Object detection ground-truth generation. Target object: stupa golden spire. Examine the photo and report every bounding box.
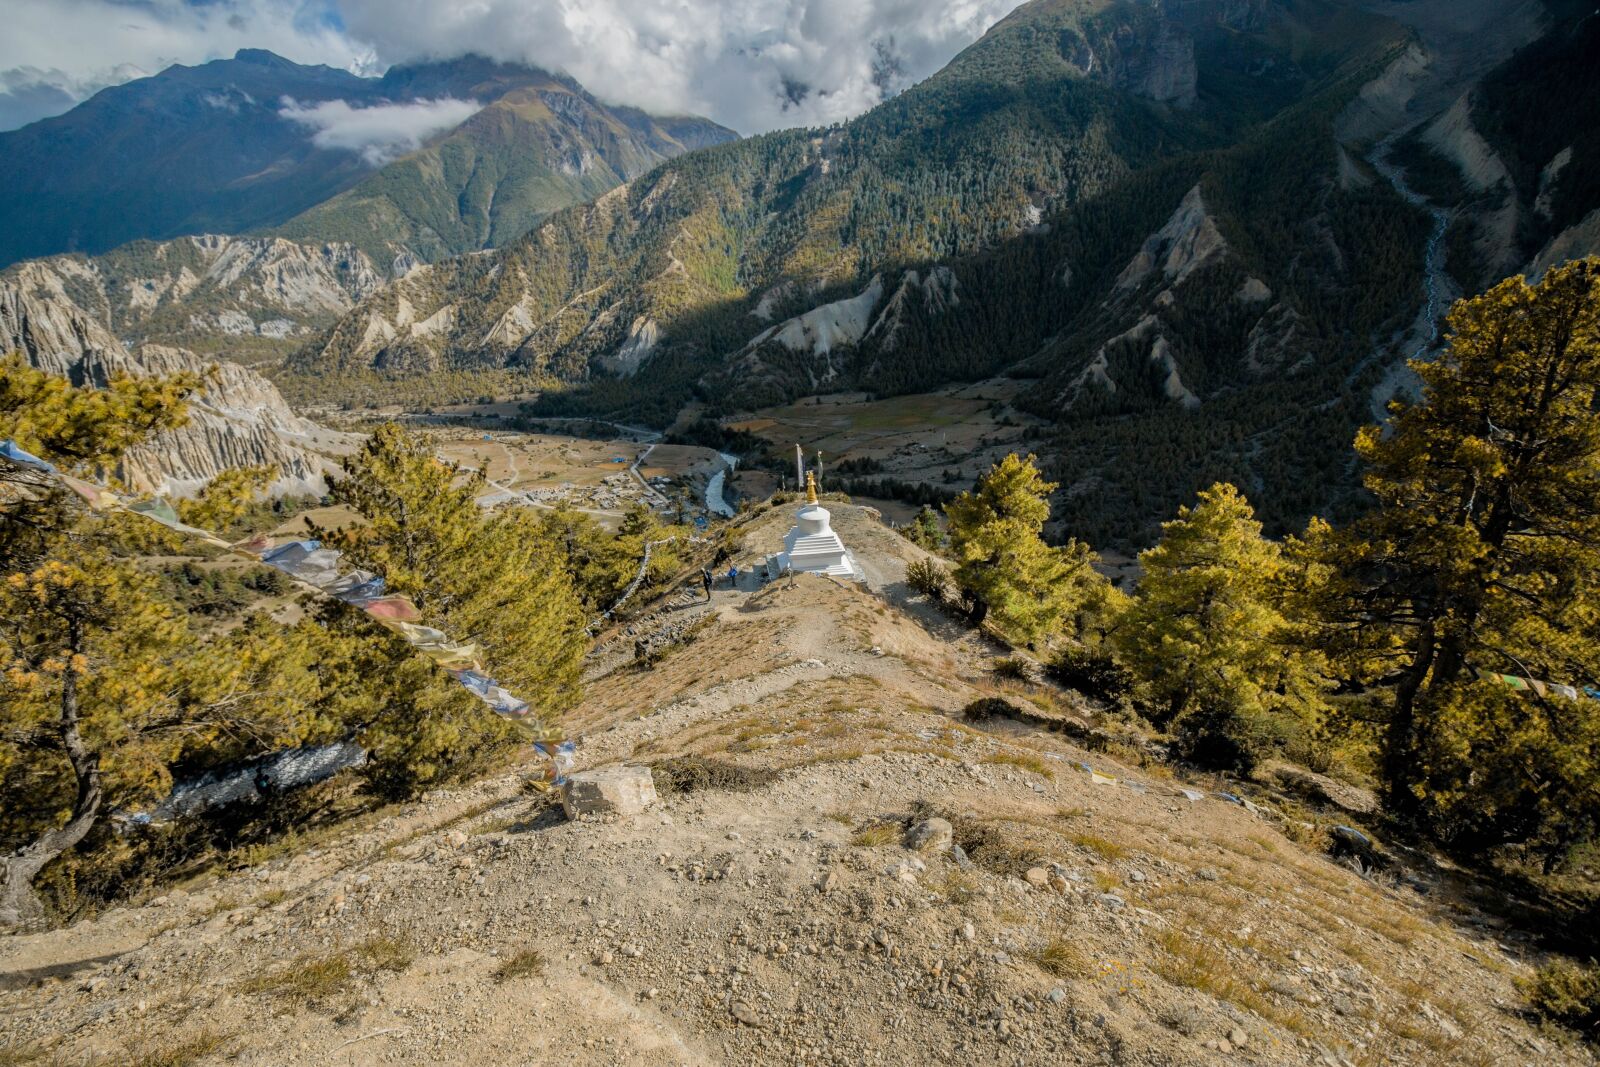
[805,469,819,504]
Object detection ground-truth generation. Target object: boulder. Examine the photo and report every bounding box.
[903,817,954,853]
[561,765,658,818]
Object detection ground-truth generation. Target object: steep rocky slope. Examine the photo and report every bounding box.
[0,236,391,367]
[0,256,349,495]
[0,505,1589,1066]
[284,0,1599,549]
[288,0,1401,403]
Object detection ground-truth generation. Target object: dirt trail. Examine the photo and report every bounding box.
[1,504,1592,1067]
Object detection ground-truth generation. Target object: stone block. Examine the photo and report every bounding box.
[561,765,658,818]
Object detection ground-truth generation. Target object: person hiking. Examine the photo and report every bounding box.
[701,566,714,602]
[727,564,739,589]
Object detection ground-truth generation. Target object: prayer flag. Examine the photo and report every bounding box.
[362,597,421,623]
[0,440,53,472]
[59,474,120,510]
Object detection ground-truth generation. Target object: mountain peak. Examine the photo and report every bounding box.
[230,48,296,68]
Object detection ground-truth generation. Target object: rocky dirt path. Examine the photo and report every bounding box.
[1,506,1592,1067]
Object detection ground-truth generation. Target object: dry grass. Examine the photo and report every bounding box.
[1064,831,1130,862]
[850,823,900,848]
[236,935,414,1005]
[1153,926,1315,1038]
[494,948,546,982]
[930,869,981,904]
[125,1030,232,1067]
[982,751,1053,778]
[1026,937,1085,977]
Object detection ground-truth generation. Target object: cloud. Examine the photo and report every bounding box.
[334,0,1019,134]
[0,0,1018,134]
[278,95,481,164]
[0,0,375,130]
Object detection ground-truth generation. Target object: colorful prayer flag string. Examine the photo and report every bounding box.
[1,439,573,785]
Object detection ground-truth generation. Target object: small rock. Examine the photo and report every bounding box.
[1196,867,1220,882]
[1047,987,1067,1004]
[903,818,954,853]
[1024,867,1050,889]
[818,869,840,894]
[1097,894,1126,910]
[1229,1027,1248,1047]
[730,1001,763,1028]
[961,923,976,942]
[1128,869,1146,883]
[1218,1038,1234,1054]
[950,844,975,871]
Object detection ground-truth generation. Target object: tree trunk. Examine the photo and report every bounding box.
[1383,622,1435,820]
[0,650,101,930]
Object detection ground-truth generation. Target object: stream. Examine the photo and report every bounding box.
[704,452,739,518]
[1363,134,1452,418]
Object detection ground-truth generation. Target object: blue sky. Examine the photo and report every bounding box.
[0,0,1019,134]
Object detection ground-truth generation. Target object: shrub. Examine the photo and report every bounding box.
[1046,646,1135,706]
[906,557,949,601]
[1521,957,1600,1036]
[991,656,1033,682]
[650,756,781,795]
[1171,703,1293,775]
[963,697,1022,722]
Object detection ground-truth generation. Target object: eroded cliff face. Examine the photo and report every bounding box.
[0,235,389,367]
[0,261,343,498]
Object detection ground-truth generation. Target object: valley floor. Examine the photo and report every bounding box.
[0,506,1591,1066]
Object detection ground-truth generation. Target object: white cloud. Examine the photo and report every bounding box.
[0,0,1019,135]
[278,95,481,164]
[0,0,374,130]
[335,0,1018,134]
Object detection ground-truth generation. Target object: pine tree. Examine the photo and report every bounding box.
[904,505,945,550]
[1309,259,1600,845]
[315,424,589,738]
[0,360,333,926]
[943,453,1099,646]
[1115,483,1327,771]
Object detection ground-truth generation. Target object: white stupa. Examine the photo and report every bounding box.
[771,471,860,579]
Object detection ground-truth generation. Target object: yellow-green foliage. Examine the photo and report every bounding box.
[0,360,361,923]
[0,353,197,470]
[1115,482,1327,770]
[944,453,1104,646]
[312,424,590,795]
[535,500,692,612]
[1305,258,1600,845]
[176,464,276,534]
[1520,957,1600,1035]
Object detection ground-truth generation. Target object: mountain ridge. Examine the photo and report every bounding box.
[0,51,735,270]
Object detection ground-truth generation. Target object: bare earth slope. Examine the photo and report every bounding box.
[0,506,1591,1066]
